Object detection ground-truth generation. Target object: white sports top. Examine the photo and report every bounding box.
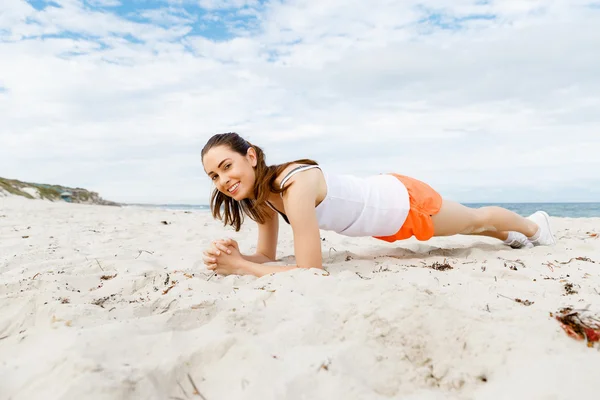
[267,165,410,237]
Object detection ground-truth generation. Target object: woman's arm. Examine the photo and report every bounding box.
[250,205,279,262]
[241,260,299,277]
[281,172,324,270]
[235,175,323,276]
[211,171,323,277]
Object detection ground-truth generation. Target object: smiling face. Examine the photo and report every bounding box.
[203,144,258,200]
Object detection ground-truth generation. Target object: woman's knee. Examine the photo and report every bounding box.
[471,207,498,233]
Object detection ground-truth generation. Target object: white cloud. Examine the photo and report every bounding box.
[86,0,121,7]
[198,0,260,11]
[0,0,599,204]
[138,7,196,26]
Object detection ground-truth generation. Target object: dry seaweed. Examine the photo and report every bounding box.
[162,281,177,295]
[498,257,526,268]
[564,283,579,295]
[551,307,600,347]
[374,265,393,273]
[92,296,110,308]
[423,261,453,271]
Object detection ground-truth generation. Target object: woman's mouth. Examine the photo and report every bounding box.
[228,182,240,195]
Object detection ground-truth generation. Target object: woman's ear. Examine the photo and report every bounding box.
[247,147,258,167]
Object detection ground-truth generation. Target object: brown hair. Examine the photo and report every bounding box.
[201,132,318,231]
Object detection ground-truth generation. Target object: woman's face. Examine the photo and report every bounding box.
[203,145,257,200]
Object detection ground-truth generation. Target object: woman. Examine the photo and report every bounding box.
[201,133,555,277]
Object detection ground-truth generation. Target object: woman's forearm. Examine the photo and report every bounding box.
[240,259,303,277]
[241,252,274,264]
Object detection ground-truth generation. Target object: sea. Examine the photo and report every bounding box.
[128,203,600,218]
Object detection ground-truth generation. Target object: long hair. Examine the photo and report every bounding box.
[201,132,318,231]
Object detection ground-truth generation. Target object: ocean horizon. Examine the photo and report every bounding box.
[126,202,600,218]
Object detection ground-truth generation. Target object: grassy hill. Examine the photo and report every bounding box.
[0,177,119,206]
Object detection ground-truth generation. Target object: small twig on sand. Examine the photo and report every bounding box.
[177,380,188,398]
[95,259,104,271]
[328,247,337,259]
[543,262,555,272]
[206,272,216,281]
[497,293,534,306]
[555,257,596,265]
[187,373,207,399]
[355,272,371,280]
[135,250,155,259]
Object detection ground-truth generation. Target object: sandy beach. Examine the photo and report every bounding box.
[1,195,599,400]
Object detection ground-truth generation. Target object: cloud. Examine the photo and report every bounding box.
[0,0,599,204]
[86,0,121,7]
[198,0,260,11]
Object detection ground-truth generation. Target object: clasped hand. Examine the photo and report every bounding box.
[202,238,244,276]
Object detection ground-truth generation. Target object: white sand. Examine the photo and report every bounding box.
[1,196,600,400]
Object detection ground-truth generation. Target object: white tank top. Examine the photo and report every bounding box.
[268,165,410,237]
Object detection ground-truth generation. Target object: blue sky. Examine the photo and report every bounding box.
[1,0,599,204]
[25,0,265,41]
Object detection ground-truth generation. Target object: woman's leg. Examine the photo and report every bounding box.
[431,200,538,237]
[473,231,508,241]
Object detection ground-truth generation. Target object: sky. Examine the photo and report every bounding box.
[1,0,599,204]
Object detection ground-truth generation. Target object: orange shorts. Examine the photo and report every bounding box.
[373,174,443,242]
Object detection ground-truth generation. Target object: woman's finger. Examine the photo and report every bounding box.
[203,256,216,264]
[215,242,232,254]
[204,248,218,256]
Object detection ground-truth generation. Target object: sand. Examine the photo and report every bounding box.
[1,195,600,400]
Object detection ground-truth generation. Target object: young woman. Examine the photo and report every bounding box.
[201,133,555,277]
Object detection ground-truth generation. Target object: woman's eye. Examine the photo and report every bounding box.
[211,175,217,181]
[224,164,231,170]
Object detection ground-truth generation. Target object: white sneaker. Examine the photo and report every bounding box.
[504,231,534,249]
[527,211,556,246]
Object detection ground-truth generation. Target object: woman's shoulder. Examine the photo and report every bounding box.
[274,163,321,190]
